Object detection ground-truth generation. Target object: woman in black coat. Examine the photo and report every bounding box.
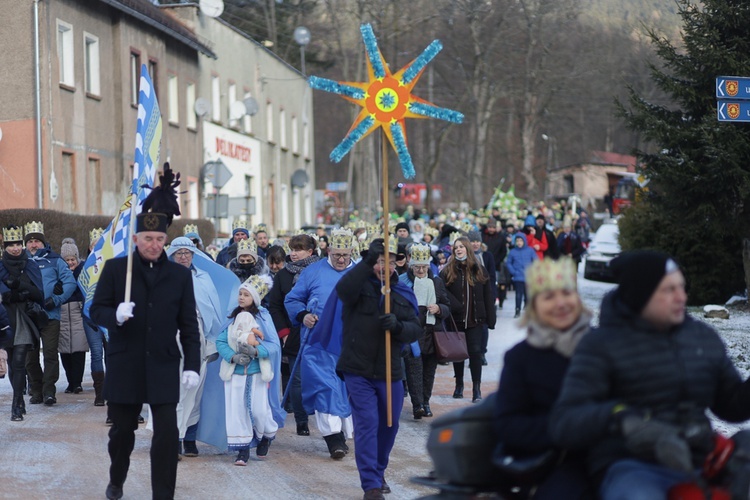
[494,258,592,499]
[439,236,496,402]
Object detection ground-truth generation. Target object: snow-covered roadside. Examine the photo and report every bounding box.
[578,276,750,436]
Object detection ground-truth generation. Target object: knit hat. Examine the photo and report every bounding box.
[525,258,577,302]
[60,239,79,260]
[240,274,273,306]
[467,230,481,243]
[395,222,410,234]
[236,239,258,260]
[610,250,680,313]
[232,219,250,238]
[409,243,431,266]
[24,221,45,244]
[166,236,196,259]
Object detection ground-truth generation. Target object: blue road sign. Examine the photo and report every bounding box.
[716,77,750,100]
[717,101,750,122]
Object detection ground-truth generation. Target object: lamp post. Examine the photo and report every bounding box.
[294,26,311,76]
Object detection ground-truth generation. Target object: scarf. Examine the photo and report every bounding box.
[2,250,28,278]
[526,310,591,358]
[284,254,320,284]
[413,277,436,325]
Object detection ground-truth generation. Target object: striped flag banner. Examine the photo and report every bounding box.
[79,65,162,317]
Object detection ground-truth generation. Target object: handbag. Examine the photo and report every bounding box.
[433,315,469,363]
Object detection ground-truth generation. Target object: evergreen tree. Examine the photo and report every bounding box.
[616,0,750,304]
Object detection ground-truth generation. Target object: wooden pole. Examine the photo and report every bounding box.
[382,129,393,428]
[124,193,137,303]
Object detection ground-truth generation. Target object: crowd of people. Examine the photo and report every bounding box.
[3,193,750,500]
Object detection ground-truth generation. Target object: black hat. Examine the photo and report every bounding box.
[610,250,679,313]
[136,163,181,233]
[395,222,410,234]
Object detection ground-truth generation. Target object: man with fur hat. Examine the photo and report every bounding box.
[551,251,750,499]
[284,228,356,459]
[216,219,251,266]
[90,164,201,500]
[23,221,77,406]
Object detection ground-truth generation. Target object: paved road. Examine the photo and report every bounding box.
[0,303,529,500]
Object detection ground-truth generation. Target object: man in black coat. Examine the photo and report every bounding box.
[91,212,201,500]
[550,251,750,499]
[534,214,559,259]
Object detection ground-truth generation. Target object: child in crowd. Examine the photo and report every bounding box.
[217,275,281,465]
[506,233,538,318]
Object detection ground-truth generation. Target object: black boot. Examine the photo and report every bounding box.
[452,382,464,399]
[413,405,426,419]
[514,308,521,318]
[11,396,24,421]
[472,382,482,403]
[92,371,105,406]
[324,433,346,460]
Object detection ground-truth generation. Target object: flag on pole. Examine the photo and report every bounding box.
[79,65,162,317]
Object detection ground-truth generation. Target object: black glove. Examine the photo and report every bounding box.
[2,290,23,304]
[364,239,385,266]
[53,280,64,295]
[1,292,12,304]
[379,313,401,333]
[231,353,251,366]
[44,297,56,311]
[3,278,20,290]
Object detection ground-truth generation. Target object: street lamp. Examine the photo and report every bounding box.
[294,26,311,76]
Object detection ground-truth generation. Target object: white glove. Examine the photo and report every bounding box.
[181,370,200,390]
[116,302,135,325]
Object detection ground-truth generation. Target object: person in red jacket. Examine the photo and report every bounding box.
[524,225,547,260]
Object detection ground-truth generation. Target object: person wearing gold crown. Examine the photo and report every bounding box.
[23,220,78,406]
[0,225,45,421]
[254,223,271,260]
[90,164,201,500]
[494,258,592,499]
[227,238,268,283]
[89,227,105,257]
[284,228,356,459]
[216,219,251,267]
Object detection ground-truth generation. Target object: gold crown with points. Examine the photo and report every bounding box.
[374,234,399,255]
[89,227,105,244]
[525,257,578,301]
[24,221,45,236]
[183,224,199,236]
[237,239,258,258]
[449,231,462,245]
[330,229,354,250]
[253,223,268,234]
[240,274,273,303]
[232,219,249,232]
[424,227,439,238]
[2,225,24,243]
[409,243,432,265]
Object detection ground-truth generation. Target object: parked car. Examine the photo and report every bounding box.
[583,221,620,281]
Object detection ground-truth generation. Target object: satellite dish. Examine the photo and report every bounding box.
[230,101,247,120]
[194,97,210,117]
[290,169,309,188]
[199,0,224,17]
[243,96,259,117]
[294,26,311,46]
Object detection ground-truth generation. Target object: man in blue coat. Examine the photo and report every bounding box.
[23,221,77,405]
[91,196,201,500]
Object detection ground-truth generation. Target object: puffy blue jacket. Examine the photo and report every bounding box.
[505,233,537,282]
[28,246,76,320]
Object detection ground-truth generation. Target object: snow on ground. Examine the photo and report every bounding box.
[578,275,750,436]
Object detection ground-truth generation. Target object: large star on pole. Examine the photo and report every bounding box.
[309,23,464,179]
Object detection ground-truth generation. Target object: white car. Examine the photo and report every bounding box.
[583,221,620,281]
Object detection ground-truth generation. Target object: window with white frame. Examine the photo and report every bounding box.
[211,75,221,122]
[228,83,237,128]
[57,21,74,87]
[279,108,287,148]
[292,115,299,153]
[266,101,274,142]
[303,121,310,158]
[83,33,100,95]
[243,91,253,133]
[168,74,179,124]
[130,52,140,105]
[186,82,196,129]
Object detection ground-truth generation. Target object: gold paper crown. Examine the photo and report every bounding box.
[356,220,367,228]
[2,225,24,243]
[409,243,432,265]
[206,247,219,260]
[460,222,474,234]
[183,224,199,236]
[330,229,354,250]
[241,274,273,302]
[449,231,462,245]
[89,227,105,244]
[346,221,357,230]
[232,219,249,232]
[237,238,258,257]
[350,240,361,261]
[376,234,399,255]
[525,257,578,300]
[24,221,45,237]
[253,223,268,234]
[424,227,439,238]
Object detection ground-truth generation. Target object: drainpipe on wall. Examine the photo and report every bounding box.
[34,0,43,208]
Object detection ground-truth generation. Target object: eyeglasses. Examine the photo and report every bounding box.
[329,252,351,261]
[174,251,192,258]
[412,265,429,270]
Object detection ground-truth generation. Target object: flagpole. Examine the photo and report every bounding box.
[382,129,393,428]
[124,191,137,303]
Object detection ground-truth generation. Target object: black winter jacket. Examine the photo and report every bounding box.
[550,291,750,476]
[336,260,421,380]
[268,266,303,356]
[440,262,496,330]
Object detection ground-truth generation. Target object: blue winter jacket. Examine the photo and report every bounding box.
[27,246,76,321]
[505,233,537,282]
